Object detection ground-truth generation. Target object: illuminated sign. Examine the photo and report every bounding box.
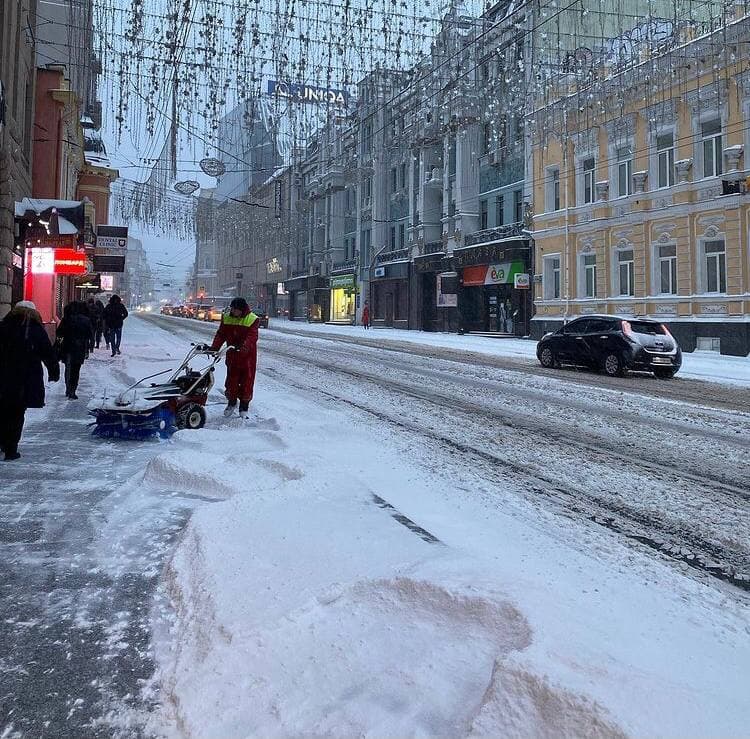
[101,274,114,291]
[267,80,349,107]
[12,252,23,270]
[54,249,87,275]
[267,257,282,274]
[26,248,86,275]
[27,248,55,275]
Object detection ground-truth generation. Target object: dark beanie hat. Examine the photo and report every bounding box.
[230,297,249,311]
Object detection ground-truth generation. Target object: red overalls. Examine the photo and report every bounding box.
[210,309,259,403]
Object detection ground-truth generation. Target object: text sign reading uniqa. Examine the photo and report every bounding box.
[267,80,349,107]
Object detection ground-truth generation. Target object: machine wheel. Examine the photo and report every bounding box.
[539,346,556,369]
[177,403,206,430]
[603,353,625,377]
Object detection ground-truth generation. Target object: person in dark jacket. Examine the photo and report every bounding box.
[208,298,259,419]
[103,295,128,357]
[93,298,106,348]
[0,301,60,460]
[56,301,93,399]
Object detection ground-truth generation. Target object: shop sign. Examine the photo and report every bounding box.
[75,274,101,290]
[95,225,128,250]
[277,282,287,295]
[330,274,355,290]
[374,267,385,277]
[26,247,86,275]
[267,257,282,274]
[436,273,458,308]
[268,80,349,107]
[100,274,114,291]
[54,248,87,275]
[463,261,525,286]
[514,273,530,289]
[12,251,23,270]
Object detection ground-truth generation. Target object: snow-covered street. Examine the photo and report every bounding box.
[2,316,749,737]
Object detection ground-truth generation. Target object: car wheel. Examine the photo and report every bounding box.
[539,346,556,368]
[177,403,206,430]
[653,368,675,380]
[603,352,625,377]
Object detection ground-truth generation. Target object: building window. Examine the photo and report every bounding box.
[400,162,407,188]
[391,168,398,193]
[479,199,488,229]
[703,239,726,293]
[617,249,635,296]
[390,226,396,249]
[543,255,561,299]
[701,119,723,178]
[495,195,504,225]
[546,167,560,212]
[514,189,523,223]
[399,222,405,246]
[498,114,508,151]
[657,132,675,188]
[582,157,595,204]
[582,253,597,297]
[658,244,677,294]
[483,123,492,153]
[616,145,633,197]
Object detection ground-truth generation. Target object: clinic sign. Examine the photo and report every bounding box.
[267,80,349,107]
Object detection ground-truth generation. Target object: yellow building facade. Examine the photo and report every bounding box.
[530,17,750,355]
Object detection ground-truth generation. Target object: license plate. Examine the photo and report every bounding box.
[652,357,671,365]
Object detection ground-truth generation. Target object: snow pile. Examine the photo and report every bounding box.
[153,478,623,737]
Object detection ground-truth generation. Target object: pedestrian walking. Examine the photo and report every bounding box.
[0,301,60,461]
[56,301,93,399]
[103,295,128,357]
[93,299,106,348]
[208,297,259,419]
[361,301,371,330]
[85,298,98,353]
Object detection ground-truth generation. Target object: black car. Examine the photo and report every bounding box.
[536,315,682,379]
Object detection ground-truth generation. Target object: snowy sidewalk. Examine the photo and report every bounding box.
[268,318,750,387]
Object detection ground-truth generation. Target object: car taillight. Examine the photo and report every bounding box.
[622,320,633,338]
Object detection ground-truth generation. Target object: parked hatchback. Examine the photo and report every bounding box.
[536,315,682,378]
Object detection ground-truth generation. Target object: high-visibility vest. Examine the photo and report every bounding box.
[222,312,258,327]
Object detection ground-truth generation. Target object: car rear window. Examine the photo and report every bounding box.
[628,320,667,335]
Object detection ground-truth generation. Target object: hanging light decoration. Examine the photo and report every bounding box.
[174,180,201,195]
[199,157,226,177]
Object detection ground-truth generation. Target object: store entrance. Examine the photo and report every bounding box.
[485,286,515,334]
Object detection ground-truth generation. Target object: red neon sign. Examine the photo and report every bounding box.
[26,248,86,275]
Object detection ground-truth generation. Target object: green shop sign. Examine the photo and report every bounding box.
[330,274,356,290]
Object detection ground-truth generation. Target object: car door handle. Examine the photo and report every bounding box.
[599,336,608,339]
[575,336,584,340]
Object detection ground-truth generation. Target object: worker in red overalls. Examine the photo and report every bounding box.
[209,298,259,419]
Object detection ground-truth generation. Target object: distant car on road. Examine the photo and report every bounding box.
[206,306,225,322]
[536,315,682,379]
[254,310,270,328]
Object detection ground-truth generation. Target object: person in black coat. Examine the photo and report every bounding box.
[103,295,128,357]
[93,298,106,348]
[56,301,93,399]
[0,301,60,460]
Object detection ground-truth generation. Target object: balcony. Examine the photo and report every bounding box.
[375,246,410,265]
[419,240,444,256]
[321,165,346,192]
[331,258,358,274]
[464,222,525,246]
